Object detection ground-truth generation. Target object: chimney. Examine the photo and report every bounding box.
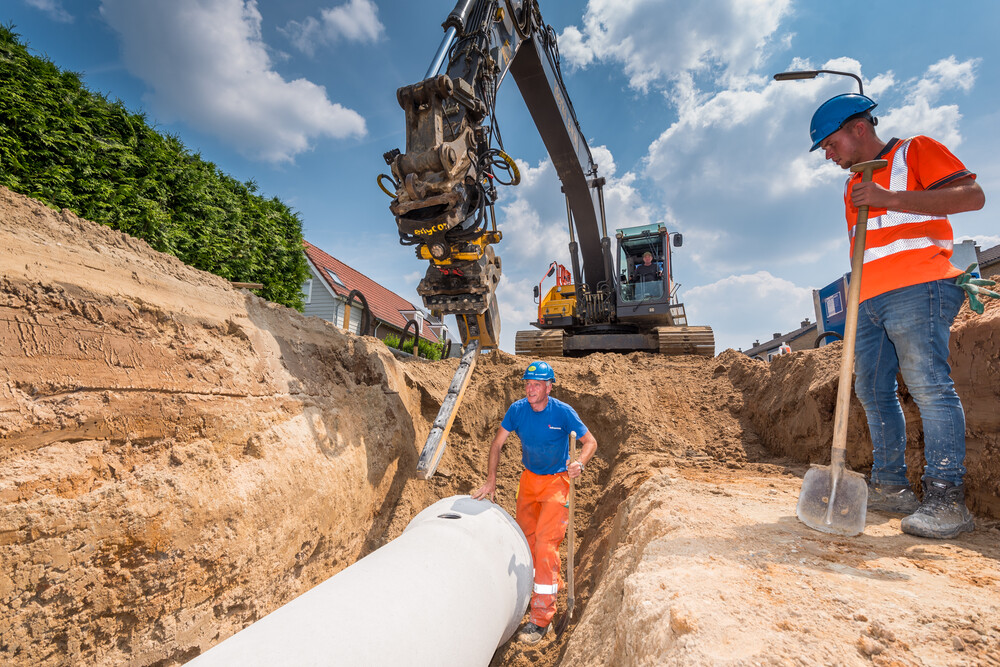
[801,318,811,327]
[754,340,760,347]
[773,333,781,339]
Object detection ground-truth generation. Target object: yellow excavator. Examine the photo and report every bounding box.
[380,0,713,357]
[519,221,714,356]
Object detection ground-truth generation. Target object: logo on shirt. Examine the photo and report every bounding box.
[548,425,561,430]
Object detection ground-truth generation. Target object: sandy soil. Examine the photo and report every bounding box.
[2,185,998,666]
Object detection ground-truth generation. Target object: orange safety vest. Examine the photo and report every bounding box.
[844,136,974,303]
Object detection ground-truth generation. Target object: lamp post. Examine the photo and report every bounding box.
[772,69,865,96]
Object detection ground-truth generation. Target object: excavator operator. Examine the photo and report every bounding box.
[471,361,597,645]
[633,251,660,282]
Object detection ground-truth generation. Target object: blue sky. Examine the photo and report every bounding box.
[7,0,999,353]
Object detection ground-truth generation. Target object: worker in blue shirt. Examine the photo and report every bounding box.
[472,360,597,645]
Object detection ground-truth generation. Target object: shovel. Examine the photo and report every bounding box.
[796,158,887,537]
[554,431,577,637]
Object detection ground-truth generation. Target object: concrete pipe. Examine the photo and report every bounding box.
[187,496,533,666]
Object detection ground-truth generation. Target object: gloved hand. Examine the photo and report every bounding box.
[956,264,1000,315]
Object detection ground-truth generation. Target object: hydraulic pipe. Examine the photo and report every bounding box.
[187,496,532,667]
[565,192,583,290]
[593,177,615,287]
[424,0,477,78]
[425,26,458,79]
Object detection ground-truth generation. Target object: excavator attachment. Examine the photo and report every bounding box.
[415,233,503,349]
[385,73,509,350]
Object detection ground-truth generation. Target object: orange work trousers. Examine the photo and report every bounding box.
[516,468,570,627]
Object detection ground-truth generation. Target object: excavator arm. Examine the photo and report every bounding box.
[383,0,614,349]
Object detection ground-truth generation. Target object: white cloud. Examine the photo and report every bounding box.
[494,158,573,272]
[99,0,367,163]
[559,0,793,91]
[282,0,384,57]
[25,0,73,23]
[685,272,815,353]
[878,56,979,148]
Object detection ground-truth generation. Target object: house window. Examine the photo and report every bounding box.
[326,269,345,287]
[303,278,313,304]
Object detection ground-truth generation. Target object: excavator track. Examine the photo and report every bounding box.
[656,326,715,357]
[514,329,564,357]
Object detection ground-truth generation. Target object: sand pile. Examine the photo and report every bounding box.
[2,186,998,666]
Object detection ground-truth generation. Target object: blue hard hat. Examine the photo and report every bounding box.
[809,93,877,152]
[523,360,555,382]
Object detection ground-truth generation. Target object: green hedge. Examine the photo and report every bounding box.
[382,332,446,360]
[0,25,308,309]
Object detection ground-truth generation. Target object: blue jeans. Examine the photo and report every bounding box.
[854,278,967,486]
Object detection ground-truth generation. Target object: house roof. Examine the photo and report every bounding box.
[979,243,1000,267]
[303,241,439,342]
[744,320,817,357]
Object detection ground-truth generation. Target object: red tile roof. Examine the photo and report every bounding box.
[303,241,439,342]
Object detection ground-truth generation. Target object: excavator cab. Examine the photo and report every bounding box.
[616,223,676,313]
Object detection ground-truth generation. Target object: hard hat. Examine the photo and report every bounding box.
[523,360,555,382]
[809,93,877,152]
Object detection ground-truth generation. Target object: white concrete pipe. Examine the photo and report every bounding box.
[187,495,532,666]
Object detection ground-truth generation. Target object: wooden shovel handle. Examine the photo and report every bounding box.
[831,159,888,467]
[567,431,576,597]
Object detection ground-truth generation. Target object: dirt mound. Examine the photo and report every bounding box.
[561,468,1000,666]
[1,187,428,664]
[2,185,999,666]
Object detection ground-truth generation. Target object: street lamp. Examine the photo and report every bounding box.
[773,69,864,96]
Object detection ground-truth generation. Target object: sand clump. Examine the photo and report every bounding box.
[2,185,999,666]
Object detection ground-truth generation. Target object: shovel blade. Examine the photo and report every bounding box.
[796,464,868,537]
[554,598,573,637]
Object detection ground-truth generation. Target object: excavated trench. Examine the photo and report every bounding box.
[3,185,1000,666]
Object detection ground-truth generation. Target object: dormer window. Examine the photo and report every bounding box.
[326,269,345,287]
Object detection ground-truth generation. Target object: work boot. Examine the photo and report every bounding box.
[901,479,975,539]
[867,482,919,514]
[518,622,549,645]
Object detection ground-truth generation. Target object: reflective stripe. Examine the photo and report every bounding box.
[864,236,947,262]
[533,582,558,595]
[889,139,911,191]
[856,210,937,237]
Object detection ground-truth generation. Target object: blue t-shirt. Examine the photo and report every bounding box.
[501,397,588,475]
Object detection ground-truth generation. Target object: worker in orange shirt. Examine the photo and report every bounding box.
[808,92,993,538]
[472,360,597,645]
